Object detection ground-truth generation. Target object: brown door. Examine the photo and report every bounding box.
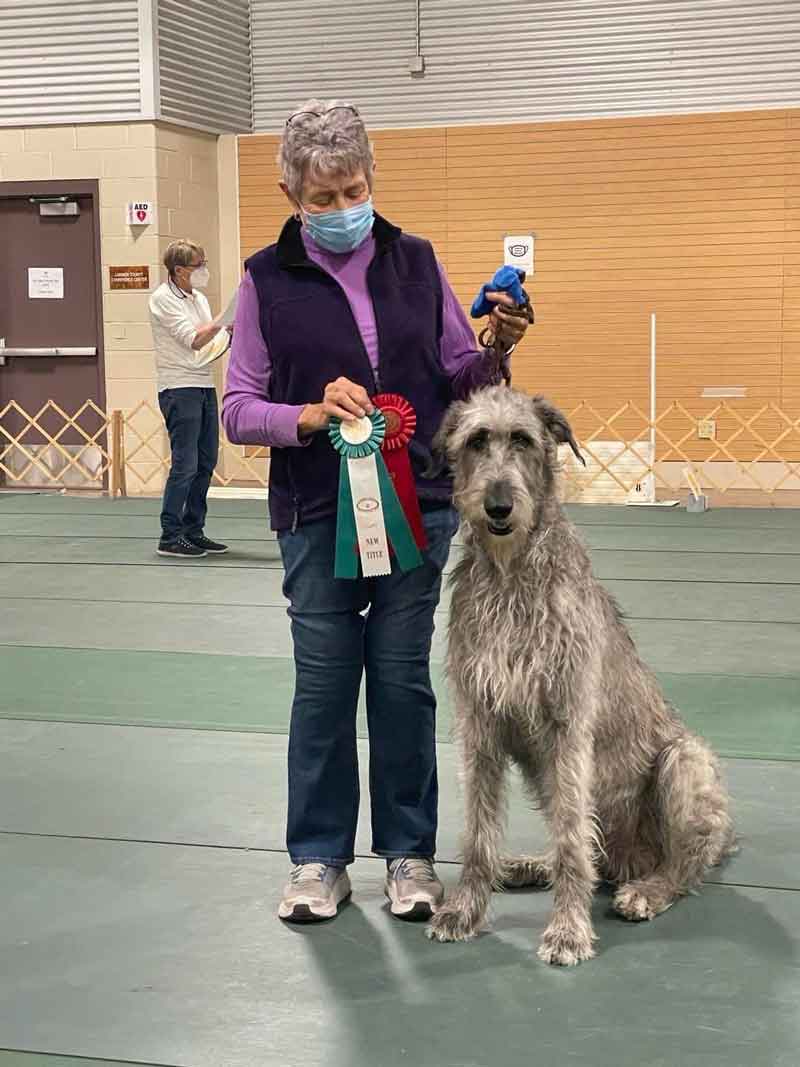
[0,179,105,489]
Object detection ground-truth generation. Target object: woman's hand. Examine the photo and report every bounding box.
[298,377,374,437]
[484,291,531,347]
[191,320,224,350]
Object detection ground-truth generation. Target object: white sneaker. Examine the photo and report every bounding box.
[385,858,444,921]
[278,863,351,923]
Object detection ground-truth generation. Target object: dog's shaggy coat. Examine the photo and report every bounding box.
[426,387,735,965]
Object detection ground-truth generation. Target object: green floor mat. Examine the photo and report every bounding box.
[0,515,272,541]
[2,721,796,890]
[4,495,800,530]
[0,564,290,608]
[590,550,800,583]
[580,524,800,556]
[1,837,798,1067]
[627,618,800,678]
[0,537,282,568]
[606,579,800,623]
[5,511,800,557]
[3,575,800,653]
[1,648,798,760]
[0,494,267,519]
[5,537,799,585]
[2,602,798,678]
[3,565,799,624]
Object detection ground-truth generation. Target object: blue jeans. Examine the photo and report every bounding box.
[158,387,219,541]
[278,505,459,866]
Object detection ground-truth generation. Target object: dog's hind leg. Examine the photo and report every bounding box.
[499,854,552,888]
[427,726,508,943]
[613,734,735,922]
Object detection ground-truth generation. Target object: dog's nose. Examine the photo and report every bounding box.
[484,483,514,521]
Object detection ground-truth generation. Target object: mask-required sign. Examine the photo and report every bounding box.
[28,267,64,299]
[503,235,534,276]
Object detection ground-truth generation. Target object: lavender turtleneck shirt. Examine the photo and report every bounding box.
[222,227,503,448]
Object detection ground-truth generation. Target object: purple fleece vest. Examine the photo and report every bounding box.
[245,214,454,531]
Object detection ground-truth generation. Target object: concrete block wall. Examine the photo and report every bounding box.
[1,122,237,493]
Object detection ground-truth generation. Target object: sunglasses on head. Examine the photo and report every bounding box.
[285,104,360,128]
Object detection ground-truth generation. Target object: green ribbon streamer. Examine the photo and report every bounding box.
[334,451,360,579]
[330,411,423,580]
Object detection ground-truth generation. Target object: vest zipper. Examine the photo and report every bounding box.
[286,451,300,533]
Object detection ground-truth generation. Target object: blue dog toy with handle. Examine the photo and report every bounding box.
[471,265,535,386]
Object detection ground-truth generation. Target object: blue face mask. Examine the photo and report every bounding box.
[303,197,374,253]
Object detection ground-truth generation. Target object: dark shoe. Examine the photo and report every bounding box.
[157,536,206,558]
[186,534,228,554]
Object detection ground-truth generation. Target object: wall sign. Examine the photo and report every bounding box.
[127,201,154,225]
[503,234,535,276]
[28,267,64,299]
[110,265,150,290]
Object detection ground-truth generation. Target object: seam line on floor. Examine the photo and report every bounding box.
[3,517,800,532]
[0,1046,181,1067]
[2,643,800,682]
[2,562,799,584]
[3,575,800,588]
[3,535,800,559]
[1,715,799,763]
[2,831,797,895]
[1,596,799,626]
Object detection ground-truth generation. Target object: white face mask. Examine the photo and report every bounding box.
[190,266,210,288]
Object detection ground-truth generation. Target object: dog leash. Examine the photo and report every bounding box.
[478,301,534,387]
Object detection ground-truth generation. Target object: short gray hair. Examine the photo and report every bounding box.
[163,239,204,277]
[279,98,374,203]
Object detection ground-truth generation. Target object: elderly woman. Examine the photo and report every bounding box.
[222,100,530,924]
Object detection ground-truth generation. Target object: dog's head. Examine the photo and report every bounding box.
[432,387,583,548]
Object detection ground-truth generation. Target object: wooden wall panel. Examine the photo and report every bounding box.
[237,109,800,459]
[238,129,448,263]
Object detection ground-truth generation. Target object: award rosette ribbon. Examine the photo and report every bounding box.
[373,392,428,552]
[329,406,424,580]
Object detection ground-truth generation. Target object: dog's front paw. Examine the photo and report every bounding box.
[426,902,480,943]
[537,922,596,966]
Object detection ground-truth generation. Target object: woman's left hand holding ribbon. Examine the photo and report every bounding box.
[298,376,374,437]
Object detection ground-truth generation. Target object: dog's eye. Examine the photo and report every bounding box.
[510,431,532,450]
[466,430,489,452]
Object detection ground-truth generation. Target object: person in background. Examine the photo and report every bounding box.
[149,240,231,558]
[222,100,530,923]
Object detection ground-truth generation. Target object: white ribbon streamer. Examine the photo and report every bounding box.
[347,454,391,576]
[340,416,392,577]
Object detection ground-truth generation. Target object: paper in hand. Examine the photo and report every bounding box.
[218,287,239,328]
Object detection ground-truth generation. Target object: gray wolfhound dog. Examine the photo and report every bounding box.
[426,386,735,965]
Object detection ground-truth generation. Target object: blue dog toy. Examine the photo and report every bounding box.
[470,266,535,386]
[470,265,528,317]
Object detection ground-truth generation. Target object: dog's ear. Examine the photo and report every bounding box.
[425,400,468,478]
[532,396,585,466]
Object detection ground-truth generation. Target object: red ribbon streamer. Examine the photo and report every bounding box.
[373,393,428,551]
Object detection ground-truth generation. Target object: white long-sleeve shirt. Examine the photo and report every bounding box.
[149,281,217,392]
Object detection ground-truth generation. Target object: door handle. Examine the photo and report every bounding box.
[0,347,97,357]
